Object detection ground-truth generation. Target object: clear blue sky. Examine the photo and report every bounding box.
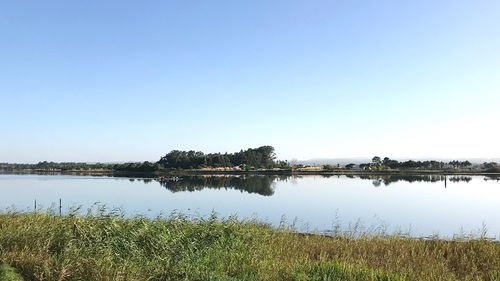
[1,0,499,163]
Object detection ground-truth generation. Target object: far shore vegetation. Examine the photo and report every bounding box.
[1,208,499,281]
[1,146,499,175]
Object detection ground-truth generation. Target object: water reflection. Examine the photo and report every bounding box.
[154,175,286,196]
[1,173,499,237]
[448,176,472,183]
[484,175,500,181]
[1,172,497,196]
[359,174,446,185]
[128,174,495,195]
[356,175,474,187]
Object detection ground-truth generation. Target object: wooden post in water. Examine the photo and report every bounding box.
[34,199,37,212]
[59,198,62,216]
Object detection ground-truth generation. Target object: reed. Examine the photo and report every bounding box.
[0,208,499,280]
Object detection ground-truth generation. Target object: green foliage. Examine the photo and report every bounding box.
[0,146,287,173]
[282,261,404,281]
[113,161,161,172]
[158,146,279,169]
[361,157,476,170]
[0,264,23,281]
[1,210,499,280]
[483,162,500,172]
[372,156,382,165]
[0,161,114,171]
[345,163,356,169]
[0,211,267,280]
[322,165,334,171]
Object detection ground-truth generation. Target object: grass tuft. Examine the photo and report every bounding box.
[0,264,23,281]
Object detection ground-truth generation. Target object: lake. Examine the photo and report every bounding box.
[1,173,499,238]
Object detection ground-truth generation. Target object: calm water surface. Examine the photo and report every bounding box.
[1,174,499,238]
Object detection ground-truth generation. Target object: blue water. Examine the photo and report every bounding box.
[1,174,499,238]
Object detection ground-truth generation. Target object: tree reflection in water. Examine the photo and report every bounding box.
[156,175,288,196]
[131,174,481,195]
[357,175,474,187]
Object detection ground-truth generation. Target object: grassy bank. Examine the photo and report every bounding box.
[0,211,499,281]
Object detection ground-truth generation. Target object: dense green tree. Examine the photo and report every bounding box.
[157,146,279,169]
[345,163,356,169]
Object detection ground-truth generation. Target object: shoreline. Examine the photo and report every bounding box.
[2,168,500,177]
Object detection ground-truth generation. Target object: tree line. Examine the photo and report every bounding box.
[354,156,492,171]
[0,146,287,172]
[0,161,113,171]
[157,146,286,169]
[2,150,499,173]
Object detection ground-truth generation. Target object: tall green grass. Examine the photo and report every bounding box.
[0,208,499,280]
